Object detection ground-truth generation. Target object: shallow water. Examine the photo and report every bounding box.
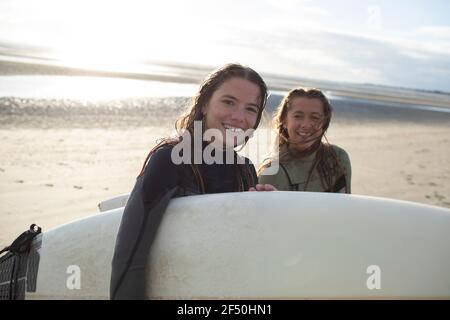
[0,75,199,100]
[1,75,449,130]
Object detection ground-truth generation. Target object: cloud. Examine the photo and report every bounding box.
[223,26,450,91]
[416,26,450,39]
[315,31,450,90]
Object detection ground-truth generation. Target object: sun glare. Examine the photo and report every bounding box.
[0,76,199,100]
[50,0,204,72]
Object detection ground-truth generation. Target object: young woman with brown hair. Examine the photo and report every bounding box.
[110,63,275,299]
[258,88,351,193]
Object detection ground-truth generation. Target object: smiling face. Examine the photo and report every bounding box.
[283,97,325,150]
[202,77,261,147]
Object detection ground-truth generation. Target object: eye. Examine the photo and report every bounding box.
[223,99,234,106]
[246,106,258,113]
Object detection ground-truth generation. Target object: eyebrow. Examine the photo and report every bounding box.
[292,111,323,115]
[221,94,259,108]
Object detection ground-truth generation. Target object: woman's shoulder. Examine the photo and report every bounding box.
[141,143,179,175]
[152,143,175,158]
[329,144,349,156]
[328,144,351,165]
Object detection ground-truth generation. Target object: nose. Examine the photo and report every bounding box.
[229,108,246,126]
[300,119,313,130]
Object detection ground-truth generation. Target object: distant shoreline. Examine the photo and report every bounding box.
[328,90,450,110]
[0,60,201,84]
[1,59,449,109]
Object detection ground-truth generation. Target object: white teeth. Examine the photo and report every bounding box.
[224,124,244,133]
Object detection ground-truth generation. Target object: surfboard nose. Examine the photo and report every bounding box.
[98,194,130,212]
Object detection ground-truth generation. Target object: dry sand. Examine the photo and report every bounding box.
[0,74,449,247]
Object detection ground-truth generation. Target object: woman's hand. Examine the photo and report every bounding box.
[249,184,278,192]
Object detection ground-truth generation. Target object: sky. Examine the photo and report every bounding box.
[0,0,449,91]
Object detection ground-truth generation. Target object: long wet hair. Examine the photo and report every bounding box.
[138,63,268,192]
[260,88,345,191]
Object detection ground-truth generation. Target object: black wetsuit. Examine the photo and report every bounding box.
[110,144,257,299]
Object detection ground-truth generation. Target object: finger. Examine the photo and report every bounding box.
[256,184,265,191]
[264,184,278,191]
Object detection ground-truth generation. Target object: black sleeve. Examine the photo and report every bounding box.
[333,174,347,193]
[242,156,257,189]
[249,163,257,188]
[110,146,180,300]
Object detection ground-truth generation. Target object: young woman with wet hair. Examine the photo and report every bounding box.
[258,88,351,193]
[110,63,275,299]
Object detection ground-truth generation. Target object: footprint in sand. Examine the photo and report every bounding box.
[415,148,430,154]
[406,174,415,185]
[433,191,446,201]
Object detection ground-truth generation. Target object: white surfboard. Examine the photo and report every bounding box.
[20,192,450,299]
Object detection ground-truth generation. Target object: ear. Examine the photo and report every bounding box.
[201,103,209,116]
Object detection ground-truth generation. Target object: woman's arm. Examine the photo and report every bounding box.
[110,146,180,300]
[337,148,352,194]
[257,164,291,191]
